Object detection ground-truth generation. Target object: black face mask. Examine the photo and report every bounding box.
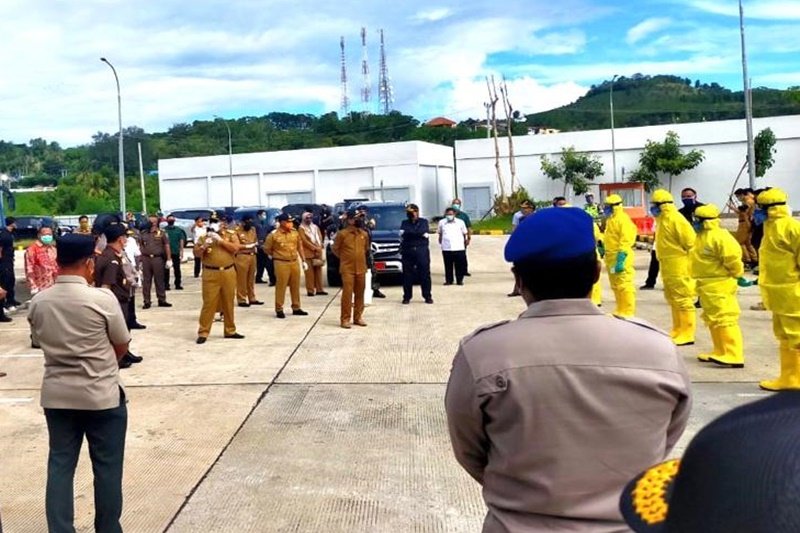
[167,221,175,227]
[406,212,415,220]
[243,222,253,231]
[355,218,365,228]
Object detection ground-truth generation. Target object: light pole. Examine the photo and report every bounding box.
[214,115,234,206]
[610,74,619,182]
[739,0,756,188]
[100,57,126,214]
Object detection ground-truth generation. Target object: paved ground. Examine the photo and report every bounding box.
[0,236,775,532]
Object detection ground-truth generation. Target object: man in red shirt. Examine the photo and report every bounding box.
[25,227,59,296]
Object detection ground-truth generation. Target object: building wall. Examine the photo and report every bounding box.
[455,115,800,212]
[158,141,455,217]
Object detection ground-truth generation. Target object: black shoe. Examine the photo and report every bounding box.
[373,290,386,298]
[293,309,309,316]
[464,272,472,277]
[507,291,520,297]
[639,284,655,290]
[317,291,329,296]
[238,302,251,308]
[158,301,173,308]
[196,336,207,344]
[276,310,286,319]
[119,357,132,369]
[695,300,702,309]
[11,300,21,306]
[126,352,143,363]
[402,299,410,304]
[130,323,147,330]
[224,333,245,339]
[0,316,11,323]
[250,301,264,306]
[143,302,152,309]
[307,292,316,297]
[269,282,276,287]
[165,286,171,291]
[444,282,453,286]
[256,279,266,284]
[176,286,184,290]
[457,281,464,286]
[425,298,434,304]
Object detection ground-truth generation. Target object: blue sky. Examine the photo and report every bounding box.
[1,0,798,146]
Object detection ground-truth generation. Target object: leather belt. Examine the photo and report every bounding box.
[273,258,297,262]
[203,264,235,271]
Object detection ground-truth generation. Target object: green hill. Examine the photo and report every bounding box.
[528,74,800,131]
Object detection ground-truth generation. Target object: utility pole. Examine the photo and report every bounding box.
[100,57,126,214]
[484,102,491,139]
[610,75,619,182]
[138,142,147,214]
[740,0,756,188]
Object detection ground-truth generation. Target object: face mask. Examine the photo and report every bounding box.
[167,220,175,226]
[243,222,253,231]
[259,215,266,221]
[355,218,365,228]
[754,208,768,226]
[80,221,89,230]
[406,212,415,220]
[41,235,54,245]
[446,215,455,222]
[682,198,696,208]
[209,223,220,232]
[452,204,461,211]
[692,221,704,232]
[650,205,662,217]
[603,206,614,217]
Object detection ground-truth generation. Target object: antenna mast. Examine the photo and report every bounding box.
[360,27,371,114]
[378,29,394,115]
[340,36,350,117]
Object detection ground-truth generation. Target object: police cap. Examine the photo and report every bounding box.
[276,213,294,223]
[56,233,95,265]
[504,207,596,263]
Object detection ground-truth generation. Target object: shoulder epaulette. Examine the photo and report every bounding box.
[462,319,511,344]
[610,314,670,337]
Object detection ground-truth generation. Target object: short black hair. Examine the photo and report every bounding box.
[256,209,265,216]
[445,207,455,214]
[78,215,88,222]
[734,188,745,196]
[195,215,205,222]
[553,196,566,204]
[681,187,697,195]
[513,251,599,301]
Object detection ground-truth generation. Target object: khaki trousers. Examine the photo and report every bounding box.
[274,260,301,311]
[235,254,257,303]
[198,267,236,337]
[305,264,324,294]
[341,271,366,323]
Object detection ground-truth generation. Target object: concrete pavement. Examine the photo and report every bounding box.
[0,237,775,532]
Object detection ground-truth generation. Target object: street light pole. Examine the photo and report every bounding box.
[100,57,126,214]
[610,74,619,182]
[214,115,234,206]
[739,0,756,188]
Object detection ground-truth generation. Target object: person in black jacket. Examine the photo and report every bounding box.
[641,188,704,290]
[400,204,433,304]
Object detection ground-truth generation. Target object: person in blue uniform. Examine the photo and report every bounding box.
[400,204,433,304]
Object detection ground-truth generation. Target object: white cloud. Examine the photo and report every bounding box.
[626,17,672,45]
[413,7,453,22]
[688,0,800,20]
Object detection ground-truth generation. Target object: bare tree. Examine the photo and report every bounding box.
[486,76,506,204]
[499,77,518,193]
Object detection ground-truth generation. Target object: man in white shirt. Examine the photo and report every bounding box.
[438,207,470,285]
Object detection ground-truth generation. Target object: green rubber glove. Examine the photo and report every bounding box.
[614,251,627,273]
[737,277,753,288]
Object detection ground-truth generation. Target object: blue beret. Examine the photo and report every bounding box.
[504,207,596,263]
[57,233,96,264]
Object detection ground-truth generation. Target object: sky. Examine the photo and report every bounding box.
[1,0,799,147]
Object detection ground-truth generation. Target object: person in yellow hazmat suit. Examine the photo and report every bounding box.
[591,222,603,307]
[756,188,800,390]
[651,189,697,346]
[602,194,637,317]
[690,204,752,367]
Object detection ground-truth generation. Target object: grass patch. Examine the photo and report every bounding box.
[472,214,513,232]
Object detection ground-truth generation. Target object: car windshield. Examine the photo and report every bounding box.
[366,206,406,231]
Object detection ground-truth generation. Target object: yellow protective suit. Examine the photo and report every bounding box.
[757,188,800,390]
[652,189,697,346]
[690,204,745,367]
[603,196,637,317]
[591,222,603,306]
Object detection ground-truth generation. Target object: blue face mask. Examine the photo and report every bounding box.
[650,205,662,217]
[692,221,704,232]
[603,206,614,217]
[682,198,696,208]
[754,208,768,226]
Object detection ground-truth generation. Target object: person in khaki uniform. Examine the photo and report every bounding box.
[138,214,172,309]
[298,211,328,297]
[264,213,308,319]
[332,209,369,328]
[445,207,692,533]
[196,214,248,344]
[233,215,263,307]
[28,234,131,533]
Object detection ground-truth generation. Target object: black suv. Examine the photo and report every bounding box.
[13,216,62,240]
[326,201,405,286]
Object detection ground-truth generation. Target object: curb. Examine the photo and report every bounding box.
[473,230,510,236]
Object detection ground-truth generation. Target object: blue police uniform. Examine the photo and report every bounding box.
[400,214,432,303]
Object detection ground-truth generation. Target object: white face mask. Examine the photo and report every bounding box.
[209,223,220,232]
[446,215,455,222]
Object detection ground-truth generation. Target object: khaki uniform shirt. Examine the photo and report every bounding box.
[201,229,239,268]
[445,299,692,532]
[234,225,257,256]
[331,226,369,275]
[299,223,324,259]
[139,228,169,257]
[95,247,130,303]
[264,228,303,262]
[29,276,131,410]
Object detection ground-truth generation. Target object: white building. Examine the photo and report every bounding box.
[158,141,455,217]
[455,115,800,218]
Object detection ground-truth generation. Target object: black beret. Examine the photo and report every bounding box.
[104,223,128,242]
[277,213,294,222]
[57,234,96,264]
